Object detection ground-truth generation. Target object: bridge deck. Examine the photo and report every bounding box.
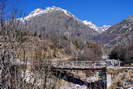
[51,61,107,69]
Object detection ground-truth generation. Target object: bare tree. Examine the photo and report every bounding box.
[0,0,30,89]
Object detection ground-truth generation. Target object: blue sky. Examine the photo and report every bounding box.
[9,0,133,26]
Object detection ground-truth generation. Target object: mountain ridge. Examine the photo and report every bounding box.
[95,15,133,46]
[20,6,110,33]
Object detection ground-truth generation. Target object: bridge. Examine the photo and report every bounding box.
[50,60,121,70]
[51,61,106,70]
[15,58,122,69]
[14,59,133,89]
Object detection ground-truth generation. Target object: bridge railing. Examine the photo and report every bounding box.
[51,61,107,69]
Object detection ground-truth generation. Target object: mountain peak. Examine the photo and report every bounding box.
[45,6,74,17]
[24,6,74,20]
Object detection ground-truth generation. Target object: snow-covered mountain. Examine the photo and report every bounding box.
[20,6,109,34]
[82,20,110,33]
[20,6,101,42]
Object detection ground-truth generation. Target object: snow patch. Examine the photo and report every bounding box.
[82,20,111,33]
[24,8,45,20]
[97,25,111,33]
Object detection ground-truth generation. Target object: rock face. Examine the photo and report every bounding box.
[95,15,133,46]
